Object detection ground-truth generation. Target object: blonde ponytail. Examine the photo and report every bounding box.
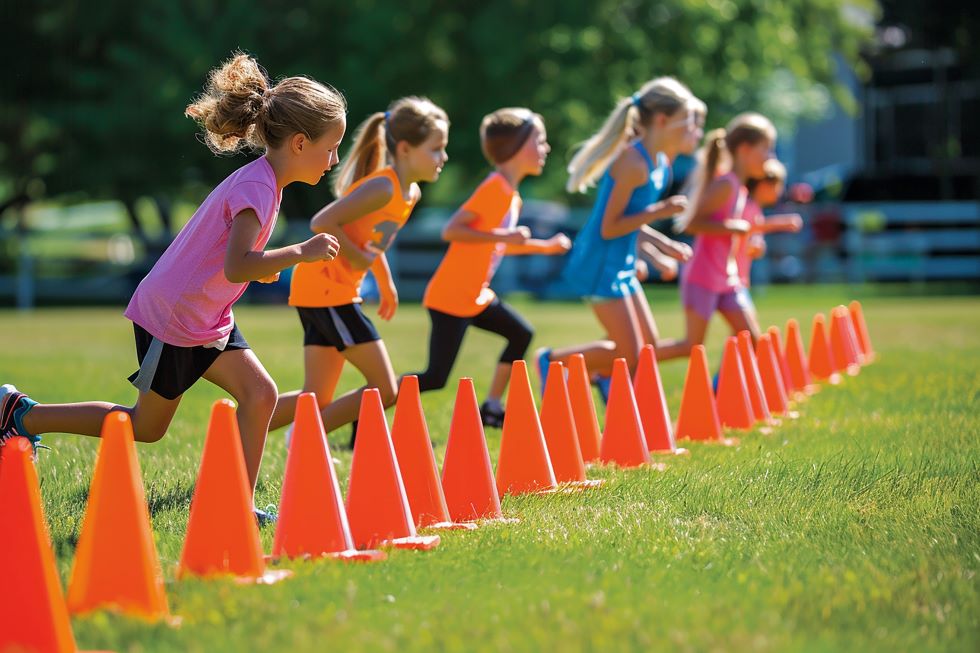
[332,96,449,197]
[566,76,693,193]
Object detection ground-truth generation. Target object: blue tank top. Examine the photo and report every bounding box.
[563,142,671,296]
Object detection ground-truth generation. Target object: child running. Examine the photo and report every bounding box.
[0,53,345,521]
[735,158,803,324]
[272,97,449,446]
[535,78,695,391]
[413,108,571,427]
[655,112,778,361]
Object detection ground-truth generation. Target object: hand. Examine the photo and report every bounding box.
[660,238,692,262]
[654,257,678,281]
[257,272,280,284]
[298,233,340,263]
[504,226,533,245]
[378,283,399,321]
[635,258,650,282]
[747,235,766,259]
[786,215,803,232]
[651,195,688,218]
[348,242,381,271]
[725,219,751,234]
[546,233,572,254]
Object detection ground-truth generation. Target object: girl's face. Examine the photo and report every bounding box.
[658,107,701,155]
[679,110,706,156]
[402,120,449,183]
[296,120,346,185]
[741,138,774,178]
[515,123,550,177]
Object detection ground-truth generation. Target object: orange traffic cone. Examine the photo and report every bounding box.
[273,393,385,562]
[599,358,652,467]
[441,378,511,522]
[634,344,686,454]
[840,305,866,366]
[785,318,818,396]
[67,412,169,619]
[540,362,602,489]
[716,337,754,430]
[808,313,841,384]
[392,376,476,530]
[766,326,795,400]
[179,399,288,582]
[849,300,876,363]
[677,345,734,444]
[567,354,602,463]
[0,437,79,653]
[737,331,774,427]
[346,388,440,550]
[756,334,794,417]
[496,360,558,495]
[829,307,860,376]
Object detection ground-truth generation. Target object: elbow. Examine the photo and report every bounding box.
[224,263,249,284]
[599,226,618,241]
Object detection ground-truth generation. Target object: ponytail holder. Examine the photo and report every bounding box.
[383,111,391,124]
[631,93,643,109]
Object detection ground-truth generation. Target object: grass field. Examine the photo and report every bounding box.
[2,286,978,652]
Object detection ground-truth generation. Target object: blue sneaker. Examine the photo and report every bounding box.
[534,348,552,397]
[253,505,278,527]
[594,374,612,405]
[712,371,721,394]
[0,384,44,455]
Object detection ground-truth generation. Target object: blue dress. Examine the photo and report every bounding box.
[563,141,671,299]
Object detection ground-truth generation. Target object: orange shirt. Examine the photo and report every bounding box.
[423,172,521,317]
[289,167,418,307]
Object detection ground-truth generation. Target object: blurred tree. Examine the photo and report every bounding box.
[1,0,876,237]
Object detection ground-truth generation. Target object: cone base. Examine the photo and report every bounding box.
[552,478,605,493]
[651,447,690,456]
[718,436,739,446]
[505,483,560,496]
[383,534,441,550]
[328,549,387,562]
[845,364,861,376]
[815,372,843,385]
[421,521,479,531]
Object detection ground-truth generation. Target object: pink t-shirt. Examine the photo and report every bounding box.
[124,157,281,347]
[735,198,766,287]
[682,173,746,293]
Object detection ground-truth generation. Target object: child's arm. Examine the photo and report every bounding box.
[599,149,688,240]
[370,252,398,321]
[684,179,751,236]
[505,233,572,256]
[310,177,393,270]
[757,213,803,234]
[638,241,680,281]
[639,224,692,261]
[747,235,767,259]
[442,208,531,245]
[224,210,339,283]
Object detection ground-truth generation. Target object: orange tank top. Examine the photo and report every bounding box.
[289,167,418,307]
[423,172,520,318]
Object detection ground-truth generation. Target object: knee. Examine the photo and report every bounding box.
[515,324,534,352]
[377,383,397,408]
[240,376,279,416]
[417,372,448,393]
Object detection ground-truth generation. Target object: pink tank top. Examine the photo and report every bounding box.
[683,172,746,293]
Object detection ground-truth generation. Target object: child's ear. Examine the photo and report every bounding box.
[396,140,411,158]
[290,132,307,155]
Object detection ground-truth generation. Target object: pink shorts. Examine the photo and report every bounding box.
[682,280,752,321]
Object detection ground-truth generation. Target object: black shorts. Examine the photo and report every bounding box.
[127,323,249,400]
[296,304,380,351]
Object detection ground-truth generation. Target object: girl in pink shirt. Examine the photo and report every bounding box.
[2,54,345,519]
[657,112,777,361]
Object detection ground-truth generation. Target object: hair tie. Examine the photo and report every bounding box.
[383,110,391,124]
[631,93,643,109]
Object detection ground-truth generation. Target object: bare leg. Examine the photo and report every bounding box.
[202,349,278,495]
[629,290,661,347]
[486,363,510,402]
[270,345,345,430]
[549,298,644,375]
[319,340,397,433]
[656,308,711,362]
[21,391,181,443]
[720,308,759,342]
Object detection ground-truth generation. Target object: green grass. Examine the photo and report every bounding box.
[2,286,978,652]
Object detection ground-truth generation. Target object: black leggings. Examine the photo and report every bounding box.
[414,299,534,393]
